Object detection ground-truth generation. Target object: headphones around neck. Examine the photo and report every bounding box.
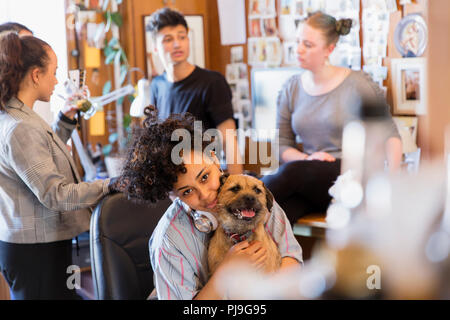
[177,199,218,233]
[191,209,218,233]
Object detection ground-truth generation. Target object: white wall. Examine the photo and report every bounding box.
[0,0,68,125]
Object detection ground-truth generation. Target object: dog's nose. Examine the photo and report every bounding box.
[242,195,256,206]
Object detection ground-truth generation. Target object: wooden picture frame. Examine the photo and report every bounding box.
[391,57,427,115]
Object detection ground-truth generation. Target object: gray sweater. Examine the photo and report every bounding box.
[277,70,400,158]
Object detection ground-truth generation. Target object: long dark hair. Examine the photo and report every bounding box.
[0,32,50,110]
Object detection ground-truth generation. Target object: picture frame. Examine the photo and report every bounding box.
[184,15,206,69]
[391,57,427,115]
[392,116,418,154]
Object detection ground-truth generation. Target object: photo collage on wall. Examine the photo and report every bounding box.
[247,0,282,67]
[226,46,252,130]
[362,0,398,95]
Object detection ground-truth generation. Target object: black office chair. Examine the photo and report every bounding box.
[90,193,171,300]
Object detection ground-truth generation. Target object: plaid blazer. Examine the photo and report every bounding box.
[0,98,110,243]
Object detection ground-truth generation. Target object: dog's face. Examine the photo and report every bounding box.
[216,175,273,234]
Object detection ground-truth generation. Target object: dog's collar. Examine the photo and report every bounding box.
[224,229,254,244]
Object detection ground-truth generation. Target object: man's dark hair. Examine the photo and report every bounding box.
[146,8,188,37]
[0,22,33,34]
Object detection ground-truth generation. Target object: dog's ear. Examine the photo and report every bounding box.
[219,172,230,187]
[263,183,274,212]
[217,172,230,194]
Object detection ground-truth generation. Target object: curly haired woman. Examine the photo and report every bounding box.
[121,107,303,300]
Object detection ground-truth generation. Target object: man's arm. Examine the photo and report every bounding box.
[217,119,244,174]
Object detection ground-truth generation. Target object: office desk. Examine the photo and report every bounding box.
[292,213,328,260]
[293,212,328,239]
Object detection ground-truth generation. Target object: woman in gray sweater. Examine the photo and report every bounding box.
[262,12,402,224]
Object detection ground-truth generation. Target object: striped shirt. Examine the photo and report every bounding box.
[149,198,303,300]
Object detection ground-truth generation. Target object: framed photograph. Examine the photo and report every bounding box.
[391,57,427,115]
[248,38,267,66]
[185,15,206,68]
[393,116,418,154]
[266,38,282,67]
[226,64,239,84]
[249,0,262,17]
[237,80,250,100]
[237,63,248,79]
[231,46,244,63]
[280,0,294,15]
[249,18,263,37]
[262,18,278,37]
[283,41,297,65]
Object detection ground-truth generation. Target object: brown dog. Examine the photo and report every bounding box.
[208,174,281,276]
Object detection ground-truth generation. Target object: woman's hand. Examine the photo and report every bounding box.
[60,86,90,119]
[306,152,336,162]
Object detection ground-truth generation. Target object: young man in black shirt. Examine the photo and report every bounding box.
[146,8,243,174]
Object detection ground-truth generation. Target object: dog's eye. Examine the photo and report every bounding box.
[229,185,241,193]
[253,187,262,194]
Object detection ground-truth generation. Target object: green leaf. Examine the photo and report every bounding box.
[123,114,132,129]
[128,95,135,103]
[105,49,117,64]
[102,144,112,156]
[108,37,119,48]
[111,12,123,27]
[109,132,119,144]
[104,11,112,33]
[102,80,112,95]
[120,49,128,65]
[117,96,124,106]
[103,44,114,57]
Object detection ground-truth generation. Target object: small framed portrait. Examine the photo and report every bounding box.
[231,46,244,63]
[248,38,259,65]
[237,80,250,100]
[294,0,305,18]
[238,99,253,122]
[280,0,294,15]
[266,38,282,66]
[249,18,263,37]
[262,18,278,37]
[237,63,248,79]
[391,58,427,115]
[283,41,297,65]
[392,116,418,154]
[249,0,262,17]
[263,0,276,16]
[226,64,239,84]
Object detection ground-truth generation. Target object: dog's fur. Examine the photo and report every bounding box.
[208,174,281,275]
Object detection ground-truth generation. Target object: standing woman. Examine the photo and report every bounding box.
[262,12,403,224]
[0,33,112,299]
